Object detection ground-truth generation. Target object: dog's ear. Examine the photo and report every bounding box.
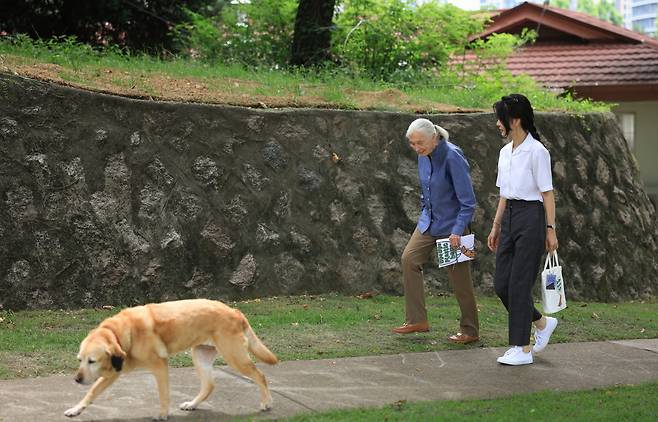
[106,345,126,372]
[104,328,127,372]
[111,355,124,371]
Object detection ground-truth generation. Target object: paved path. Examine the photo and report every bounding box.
[1,339,656,421]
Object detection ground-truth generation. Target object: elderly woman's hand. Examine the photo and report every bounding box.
[449,234,461,250]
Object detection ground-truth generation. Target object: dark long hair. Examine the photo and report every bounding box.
[493,94,541,141]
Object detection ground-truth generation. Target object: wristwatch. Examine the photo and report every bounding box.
[546,224,555,230]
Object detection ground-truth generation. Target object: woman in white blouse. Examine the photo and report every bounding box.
[487,94,559,366]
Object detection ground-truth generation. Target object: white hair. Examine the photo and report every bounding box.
[406,118,449,141]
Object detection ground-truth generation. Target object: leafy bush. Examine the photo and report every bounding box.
[466,29,536,65]
[0,33,131,69]
[173,0,488,82]
[332,0,485,81]
[0,0,220,52]
[173,0,297,66]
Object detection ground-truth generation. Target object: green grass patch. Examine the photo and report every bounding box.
[0,35,610,113]
[0,294,655,380]
[275,381,658,422]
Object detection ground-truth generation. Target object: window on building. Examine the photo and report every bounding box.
[635,17,657,32]
[632,4,657,16]
[617,113,635,150]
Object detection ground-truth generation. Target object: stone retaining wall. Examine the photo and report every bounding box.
[1,73,656,309]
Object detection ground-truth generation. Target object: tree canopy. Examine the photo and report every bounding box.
[551,0,623,26]
[0,0,225,52]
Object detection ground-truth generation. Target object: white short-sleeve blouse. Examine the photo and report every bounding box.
[496,133,553,202]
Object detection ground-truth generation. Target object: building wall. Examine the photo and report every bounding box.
[629,0,657,34]
[613,100,658,205]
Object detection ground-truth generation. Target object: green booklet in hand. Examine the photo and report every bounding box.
[436,234,476,268]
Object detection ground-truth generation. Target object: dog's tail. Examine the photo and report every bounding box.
[242,315,278,365]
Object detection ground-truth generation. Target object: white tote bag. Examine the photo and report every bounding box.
[540,251,567,314]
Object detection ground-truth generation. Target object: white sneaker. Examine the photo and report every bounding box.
[533,317,558,353]
[497,346,533,365]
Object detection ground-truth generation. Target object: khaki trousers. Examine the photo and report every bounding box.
[401,228,479,337]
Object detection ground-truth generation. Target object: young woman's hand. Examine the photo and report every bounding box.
[487,224,501,252]
[546,229,558,252]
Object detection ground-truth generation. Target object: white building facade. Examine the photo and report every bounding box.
[627,0,657,35]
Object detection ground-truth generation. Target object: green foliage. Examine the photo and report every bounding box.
[173,0,489,82]
[421,30,607,114]
[0,33,610,113]
[277,382,658,422]
[0,33,131,69]
[467,29,536,64]
[551,0,623,26]
[0,0,222,52]
[173,0,298,66]
[333,0,485,81]
[595,0,624,26]
[409,65,608,114]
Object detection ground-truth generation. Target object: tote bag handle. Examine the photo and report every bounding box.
[543,251,560,270]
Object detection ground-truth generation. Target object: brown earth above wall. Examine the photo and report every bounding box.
[1,61,479,113]
[0,73,656,309]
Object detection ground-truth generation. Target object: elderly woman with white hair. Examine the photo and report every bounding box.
[392,118,479,345]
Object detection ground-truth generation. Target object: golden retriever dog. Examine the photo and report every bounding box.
[64,299,278,420]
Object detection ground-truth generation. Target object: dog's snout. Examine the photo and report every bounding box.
[74,373,83,384]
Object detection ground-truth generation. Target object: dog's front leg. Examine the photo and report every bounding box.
[150,359,170,420]
[64,374,118,417]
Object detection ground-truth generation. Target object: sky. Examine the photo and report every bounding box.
[445,0,481,10]
[415,0,482,11]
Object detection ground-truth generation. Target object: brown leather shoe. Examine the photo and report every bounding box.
[447,332,480,344]
[392,321,430,334]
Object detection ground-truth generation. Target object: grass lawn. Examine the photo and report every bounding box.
[274,381,658,422]
[0,36,609,113]
[0,294,656,380]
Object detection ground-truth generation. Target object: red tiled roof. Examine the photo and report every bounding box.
[475,2,658,47]
[454,43,658,88]
[540,5,658,46]
[459,1,658,99]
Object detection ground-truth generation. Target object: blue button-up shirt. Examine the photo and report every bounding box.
[417,139,476,237]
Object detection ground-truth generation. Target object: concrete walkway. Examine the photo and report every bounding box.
[1,339,656,422]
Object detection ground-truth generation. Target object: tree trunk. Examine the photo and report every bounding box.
[290,0,336,67]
